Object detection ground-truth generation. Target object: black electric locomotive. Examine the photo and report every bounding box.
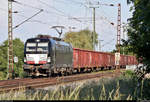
[23,35,73,77]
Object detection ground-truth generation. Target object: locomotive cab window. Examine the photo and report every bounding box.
[26,43,36,52]
[37,42,48,52]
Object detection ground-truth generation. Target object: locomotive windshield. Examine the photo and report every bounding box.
[26,43,36,52]
[37,42,48,52]
[25,42,48,53]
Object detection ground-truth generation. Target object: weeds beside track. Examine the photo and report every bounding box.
[0,69,125,93]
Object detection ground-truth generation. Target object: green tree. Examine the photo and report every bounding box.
[111,46,132,55]
[63,29,98,50]
[126,0,150,72]
[0,38,24,80]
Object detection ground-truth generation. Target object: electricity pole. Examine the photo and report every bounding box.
[7,0,43,79]
[8,0,15,79]
[117,3,121,53]
[93,7,96,51]
[89,2,114,51]
[99,40,103,51]
[116,3,121,71]
[89,6,99,51]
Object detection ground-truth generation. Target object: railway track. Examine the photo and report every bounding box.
[0,69,125,93]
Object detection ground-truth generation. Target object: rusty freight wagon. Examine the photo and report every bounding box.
[73,48,138,72]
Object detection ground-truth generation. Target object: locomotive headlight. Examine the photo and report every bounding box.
[47,57,51,62]
[24,57,27,62]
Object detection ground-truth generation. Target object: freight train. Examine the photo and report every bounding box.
[23,35,138,77]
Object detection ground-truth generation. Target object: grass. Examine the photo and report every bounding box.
[0,70,150,100]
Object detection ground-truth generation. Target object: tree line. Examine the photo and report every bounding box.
[0,38,24,80]
[63,29,98,50]
[124,0,150,73]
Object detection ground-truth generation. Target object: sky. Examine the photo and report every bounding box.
[0,0,133,52]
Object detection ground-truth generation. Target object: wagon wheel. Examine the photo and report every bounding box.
[31,75,36,79]
[61,71,65,76]
[96,67,99,72]
[89,68,93,73]
[47,72,51,77]
[69,69,73,75]
[47,70,52,77]
[101,67,104,71]
[65,71,68,76]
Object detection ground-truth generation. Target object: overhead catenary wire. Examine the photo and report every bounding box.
[0,8,52,26]
[13,0,85,23]
[5,0,94,28]
[66,0,87,7]
[37,0,82,23]
[55,0,85,7]
[4,1,73,33]
[101,38,115,48]
[0,5,76,32]
[37,0,68,17]
[14,0,42,10]
[11,0,69,18]
[15,0,117,36]
[77,1,118,30]
[37,0,95,29]
[3,0,118,30]
[0,4,47,29]
[13,9,44,29]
